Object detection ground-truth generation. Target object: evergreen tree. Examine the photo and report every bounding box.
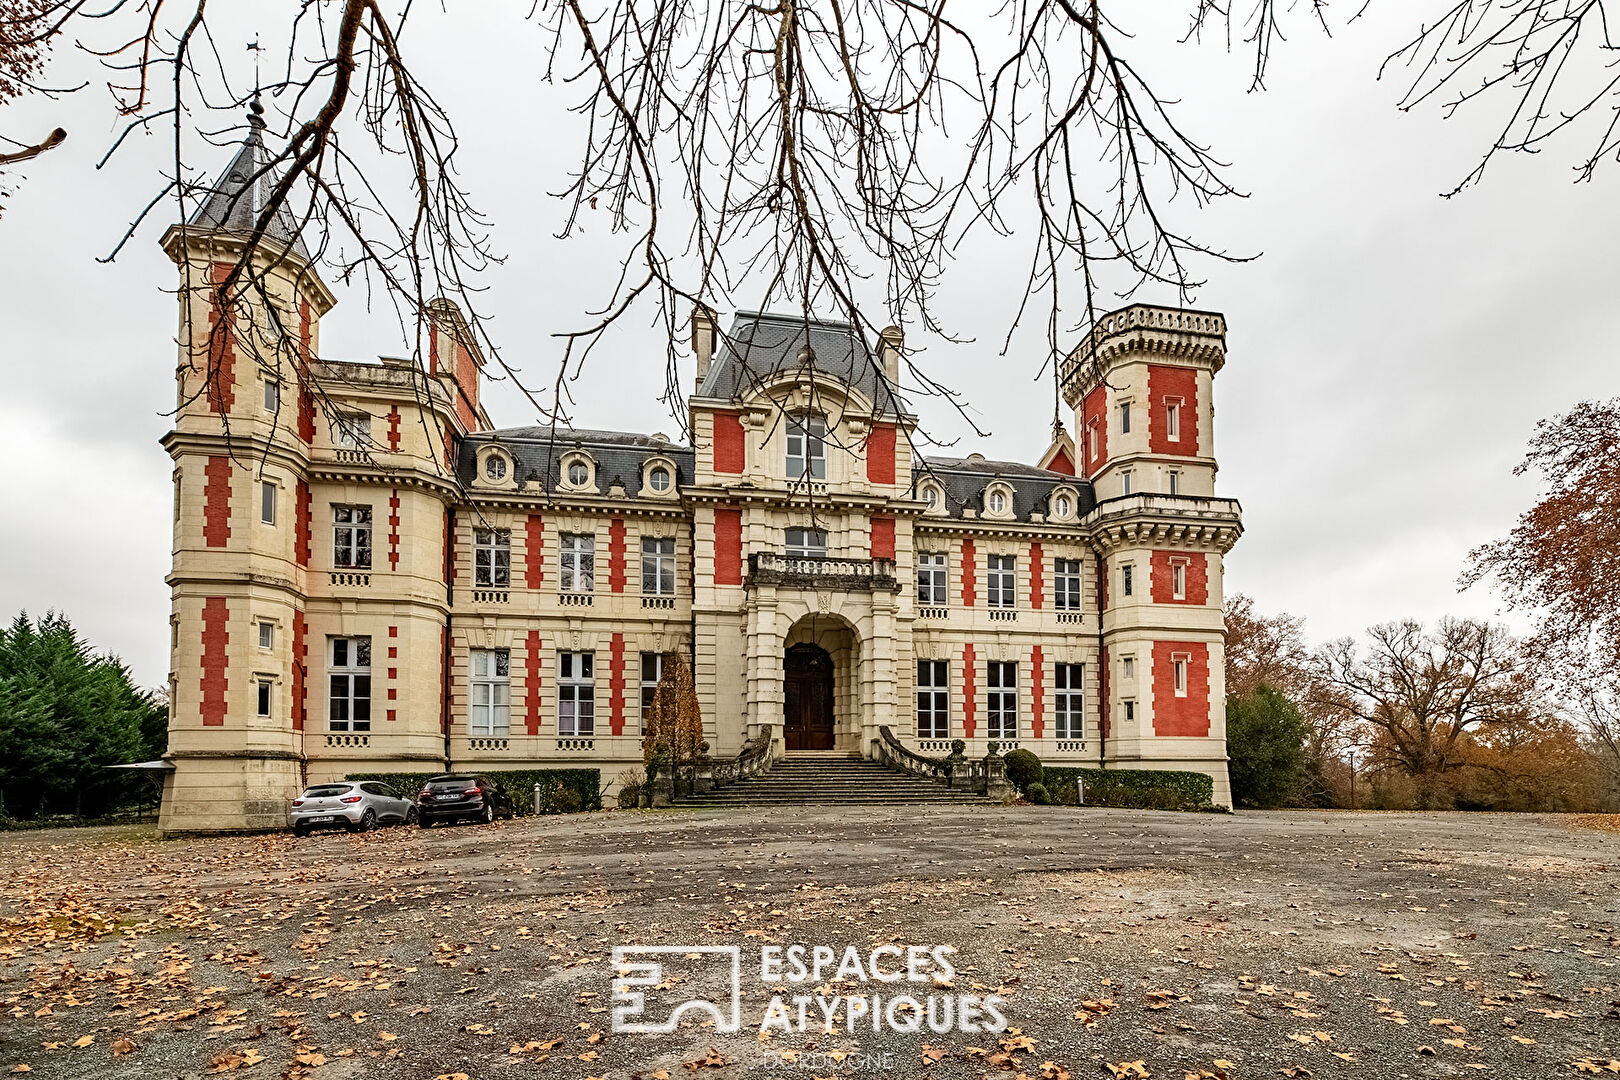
[1226,685,1309,810]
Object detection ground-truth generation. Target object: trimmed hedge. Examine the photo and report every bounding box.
[1043,767,1214,811]
[345,769,601,814]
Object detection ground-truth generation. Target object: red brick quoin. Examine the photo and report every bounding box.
[712,411,746,474]
[1152,641,1210,737]
[199,598,229,726]
[202,456,232,547]
[713,507,743,585]
[961,643,978,739]
[1150,550,1208,605]
[866,422,897,484]
[525,630,544,736]
[1081,385,1108,477]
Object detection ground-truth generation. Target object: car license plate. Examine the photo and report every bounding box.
[306,815,336,823]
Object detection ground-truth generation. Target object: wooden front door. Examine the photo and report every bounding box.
[783,643,835,751]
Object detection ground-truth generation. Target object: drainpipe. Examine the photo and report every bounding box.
[441,506,455,772]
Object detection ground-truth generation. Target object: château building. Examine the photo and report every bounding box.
[156,109,1243,831]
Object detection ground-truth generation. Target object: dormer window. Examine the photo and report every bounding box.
[924,487,938,509]
[786,415,826,480]
[484,454,507,482]
[987,491,1006,514]
[561,453,596,491]
[648,466,671,492]
[642,457,678,498]
[568,461,589,485]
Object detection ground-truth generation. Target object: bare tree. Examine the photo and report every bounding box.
[1314,617,1544,808]
[5,1,1618,448]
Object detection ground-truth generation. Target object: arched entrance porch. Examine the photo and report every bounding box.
[782,614,859,753]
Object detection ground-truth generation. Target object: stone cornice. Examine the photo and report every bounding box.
[1082,493,1243,556]
[1061,305,1226,408]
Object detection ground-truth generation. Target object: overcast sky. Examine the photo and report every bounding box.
[2,3,1615,689]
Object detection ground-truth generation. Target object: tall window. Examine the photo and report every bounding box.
[642,536,676,595]
[1120,401,1132,434]
[1121,563,1134,598]
[987,661,1017,740]
[1086,420,1098,463]
[1168,470,1181,496]
[334,413,371,449]
[1122,470,1134,496]
[332,506,372,569]
[917,552,949,605]
[640,652,664,731]
[260,481,277,525]
[786,415,826,479]
[263,379,280,414]
[1172,654,1190,697]
[1171,559,1187,600]
[1122,655,1136,681]
[558,651,595,736]
[469,649,510,736]
[258,621,274,650]
[256,678,273,718]
[1053,559,1082,610]
[917,660,949,739]
[1166,399,1182,442]
[474,529,511,588]
[560,533,595,592]
[1054,664,1084,740]
[328,636,371,732]
[784,528,827,558]
[986,554,1016,609]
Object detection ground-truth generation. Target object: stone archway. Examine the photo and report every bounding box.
[781,613,860,753]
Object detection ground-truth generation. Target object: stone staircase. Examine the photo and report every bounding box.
[674,753,985,807]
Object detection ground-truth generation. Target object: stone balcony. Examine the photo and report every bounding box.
[746,552,900,592]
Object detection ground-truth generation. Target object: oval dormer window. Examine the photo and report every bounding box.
[568,461,590,486]
[1053,493,1071,518]
[485,456,507,481]
[988,491,1007,514]
[924,487,938,509]
[648,466,671,492]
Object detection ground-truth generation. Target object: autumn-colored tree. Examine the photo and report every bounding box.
[1314,618,1543,810]
[1223,594,1311,700]
[1446,713,1602,813]
[1463,399,1620,668]
[641,651,704,792]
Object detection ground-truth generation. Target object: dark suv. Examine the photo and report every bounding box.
[416,775,515,827]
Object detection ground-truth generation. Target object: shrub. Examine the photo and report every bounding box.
[1226,685,1308,808]
[1025,782,1052,805]
[345,768,601,815]
[1043,767,1214,811]
[615,770,644,809]
[542,786,583,815]
[1002,748,1044,793]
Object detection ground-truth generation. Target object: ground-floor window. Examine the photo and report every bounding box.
[559,651,595,736]
[917,660,949,738]
[1054,663,1083,740]
[470,648,511,736]
[640,651,663,732]
[987,661,1017,740]
[328,636,371,732]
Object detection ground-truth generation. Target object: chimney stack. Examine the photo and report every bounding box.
[692,306,717,391]
[877,325,904,387]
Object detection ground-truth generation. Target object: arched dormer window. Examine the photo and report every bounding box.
[560,451,596,493]
[642,456,678,499]
[1049,485,1079,522]
[917,478,947,516]
[476,446,514,488]
[984,481,1016,520]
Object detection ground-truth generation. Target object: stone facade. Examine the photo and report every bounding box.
[156,121,1243,832]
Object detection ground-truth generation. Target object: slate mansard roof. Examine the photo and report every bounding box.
[185,100,311,259]
[915,455,1094,522]
[696,311,909,416]
[458,426,694,498]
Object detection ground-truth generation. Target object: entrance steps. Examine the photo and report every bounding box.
[673,756,985,807]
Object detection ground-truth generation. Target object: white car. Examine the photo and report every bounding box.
[290,781,415,835]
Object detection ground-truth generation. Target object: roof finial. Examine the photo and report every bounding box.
[246,36,265,131]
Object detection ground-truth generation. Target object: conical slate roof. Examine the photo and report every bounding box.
[185,98,310,259]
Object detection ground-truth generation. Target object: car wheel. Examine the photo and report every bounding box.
[404,806,418,826]
[418,816,434,829]
[481,802,494,825]
[353,809,376,833]
[293,823,310,837]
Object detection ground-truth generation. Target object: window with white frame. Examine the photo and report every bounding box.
[786,415,827,480]
[484,455,507,482]
[332,506,372,569]
[565,457,592,488]
[785,528,828,558]
[1122,470,1133,496]
[469,649,511,736]
[1052,492,1073,519]
[1053,558,1082,610]
[558,651,595,736]
[1123,698,1136,722]
[1122,655,1135,680]
[260,480,277,525]
[263,379,280,414]
[1121,563,1134,597]
[474,529,511,588]
[328,636,371,732]
[334,413,371,449]
[1171,558,1188,600]
[559,533,595,592]
[1172,653,1190,697]
[1168,470,1181,496]
[1120,400,1132,434]
[642,536,676,595]
[986,554,1016,609]
[1086,420,1098,462]
[256,678,273,718]
[258,621,274,650]
[639,652,664,730]
[917,552,948,605]
[987,661,1017,740]
[986,489,1008,515]
[1166,398,1182,442]
[1054,663,1084,740]
[917,660,949,739]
